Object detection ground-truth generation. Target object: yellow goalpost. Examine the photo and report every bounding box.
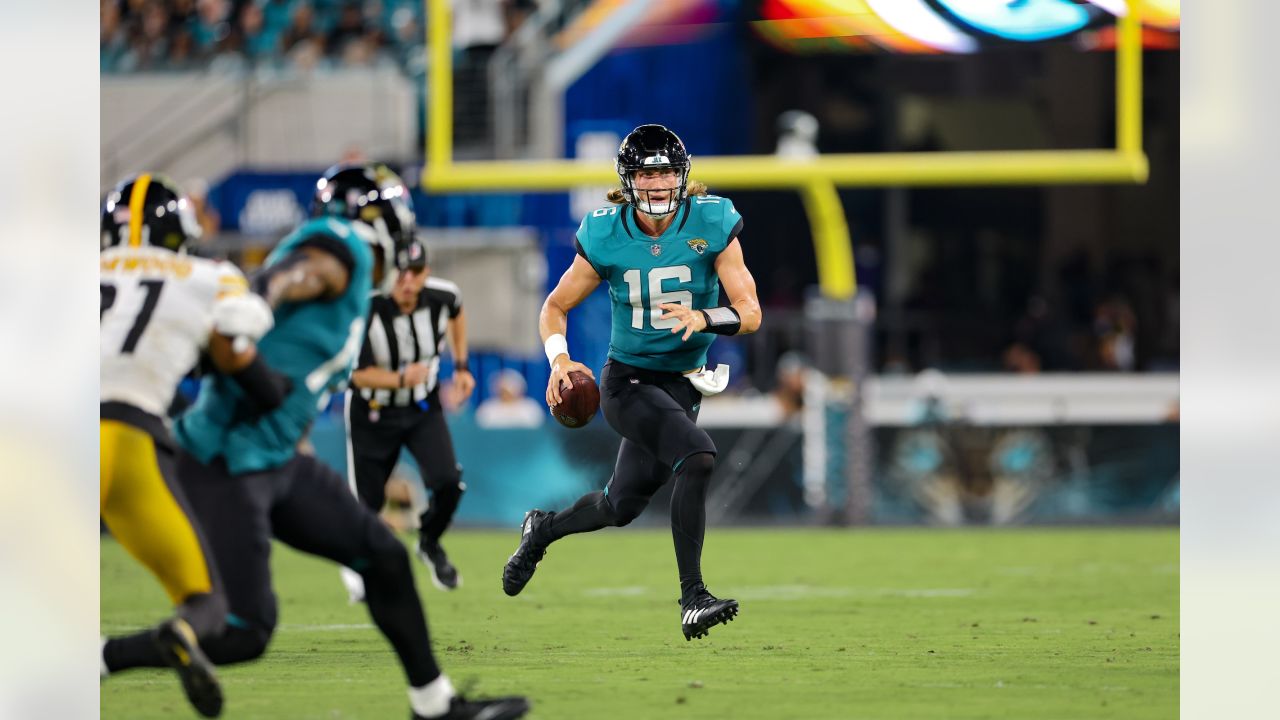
[421,0,1148,300]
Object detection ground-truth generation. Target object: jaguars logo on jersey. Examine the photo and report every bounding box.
[687,238,708,255]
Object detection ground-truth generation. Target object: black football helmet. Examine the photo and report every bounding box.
[101,173,202,252]
[312,162,417,288]
[615,124,691,217]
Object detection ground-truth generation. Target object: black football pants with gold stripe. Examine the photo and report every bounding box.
[100,402,226,639]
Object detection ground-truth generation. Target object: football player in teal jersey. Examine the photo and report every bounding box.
[502,125,763,641]
[101,164,529,720]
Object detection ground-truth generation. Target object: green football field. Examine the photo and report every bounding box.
[101,527,1178,719]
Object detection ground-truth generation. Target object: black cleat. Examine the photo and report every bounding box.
[412,694,531,719]
[680,589,740,641]
[502,510,550,597]
[153,617,223,717]
[418,540,461,591]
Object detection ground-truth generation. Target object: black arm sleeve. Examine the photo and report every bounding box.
[250,234,356,295]
[230,354,294,414]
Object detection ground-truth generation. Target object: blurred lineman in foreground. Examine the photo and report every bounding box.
[100,173,277,716]
[103,163,529,720]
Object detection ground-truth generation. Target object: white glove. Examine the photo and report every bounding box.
[684,364,730,397]
[212,293,274,344]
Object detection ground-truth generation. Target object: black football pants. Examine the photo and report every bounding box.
[345,395,464,546]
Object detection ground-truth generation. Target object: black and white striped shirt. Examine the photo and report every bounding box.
[353,277,462,409]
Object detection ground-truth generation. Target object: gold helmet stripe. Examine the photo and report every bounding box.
[127,173,153,247]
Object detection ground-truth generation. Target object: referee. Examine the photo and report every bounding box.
[340,239,475,598]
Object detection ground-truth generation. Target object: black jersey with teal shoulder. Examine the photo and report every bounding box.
[574,195,743,373]
[176,217,374,474]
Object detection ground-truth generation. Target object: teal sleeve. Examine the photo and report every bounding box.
[574,216,606,278]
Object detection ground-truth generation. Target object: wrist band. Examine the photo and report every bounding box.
[544,333,569,367]
[398,369,405,388]
[699,306,742,336]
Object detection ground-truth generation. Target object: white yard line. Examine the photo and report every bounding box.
[579,585,976,600]
[101,623,376,634]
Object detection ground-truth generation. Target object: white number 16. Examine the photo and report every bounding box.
[622,266,692,330]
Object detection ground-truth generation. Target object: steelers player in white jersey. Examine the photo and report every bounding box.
[99,174,279,718]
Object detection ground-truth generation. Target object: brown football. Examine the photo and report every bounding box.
[551,371,600,428]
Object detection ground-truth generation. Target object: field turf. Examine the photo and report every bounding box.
[102,527,1177,719]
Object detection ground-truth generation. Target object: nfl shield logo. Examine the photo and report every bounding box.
[650,243,662,256]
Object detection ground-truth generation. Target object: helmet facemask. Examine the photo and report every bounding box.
[357,216,398,293]
[619,163,689,218]
[615,124,692,220]
[165,195,203,254]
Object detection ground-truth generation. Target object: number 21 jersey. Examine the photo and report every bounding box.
[100,245,250,416]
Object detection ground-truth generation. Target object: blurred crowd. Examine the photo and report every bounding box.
[100,0,538,73]
[997,258,1178,374]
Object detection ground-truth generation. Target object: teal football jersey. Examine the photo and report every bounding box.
[575,196,744,373]
[176,217,373,474]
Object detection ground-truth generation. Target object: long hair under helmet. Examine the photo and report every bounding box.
[615,124,690,218]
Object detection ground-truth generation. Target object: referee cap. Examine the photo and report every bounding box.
[396,238,429,271]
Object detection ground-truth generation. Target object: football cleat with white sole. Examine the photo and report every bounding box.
[418,541,461,591]
[412,694,531,719]
[680,589,739,641]
[501,510,550,597]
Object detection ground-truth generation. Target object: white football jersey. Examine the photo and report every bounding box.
[100,246,249,416]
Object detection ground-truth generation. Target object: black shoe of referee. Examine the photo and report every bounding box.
[502,510,551,597]
[153,617,223,717]
[680,587,739,641]
[418,540,461,591]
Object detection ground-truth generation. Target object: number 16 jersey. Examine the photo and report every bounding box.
[574,196,743,373]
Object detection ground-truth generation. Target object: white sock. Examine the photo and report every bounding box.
[408,673,455,718]
[100,637,109,679]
